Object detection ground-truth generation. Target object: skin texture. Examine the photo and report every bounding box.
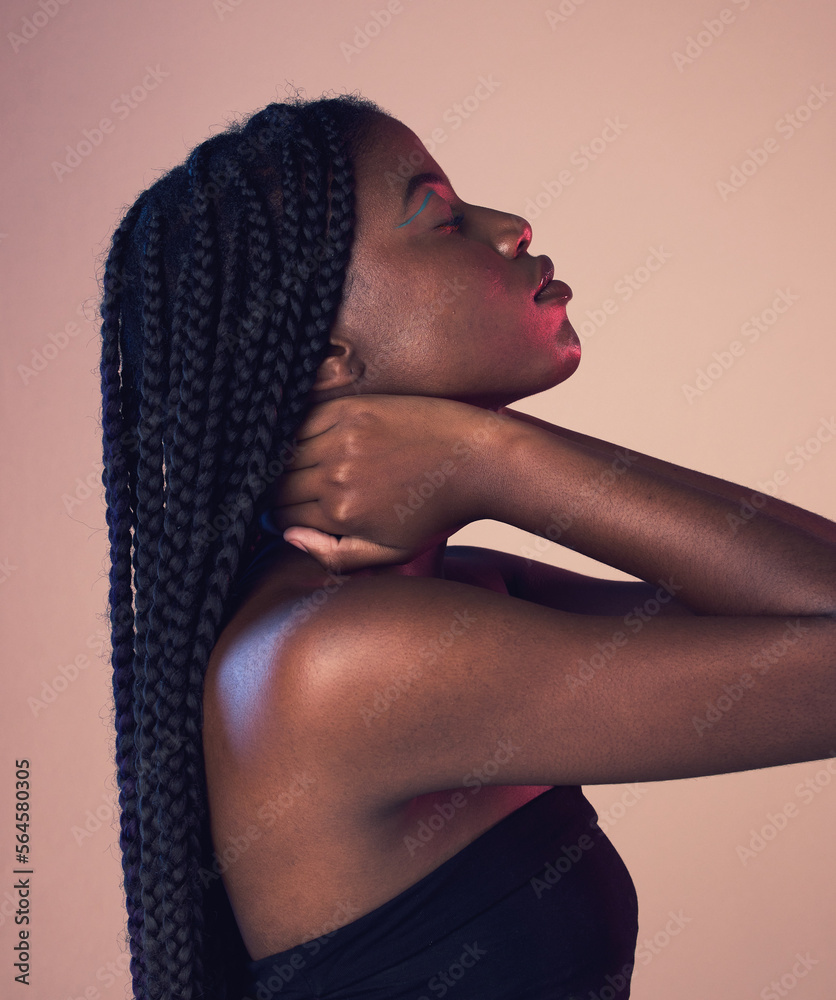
[278,111,579,579]
[309,113,580,410]
[202,113,836,961]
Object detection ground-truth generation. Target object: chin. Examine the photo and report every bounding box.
[552,327,582,385]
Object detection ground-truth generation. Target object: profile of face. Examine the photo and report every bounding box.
[310,113,581,410]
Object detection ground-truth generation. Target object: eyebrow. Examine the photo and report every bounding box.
[401,171,448,211]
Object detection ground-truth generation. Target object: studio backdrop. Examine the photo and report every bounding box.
[1,1,834,997]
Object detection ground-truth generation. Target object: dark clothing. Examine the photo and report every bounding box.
[245,784,638,999]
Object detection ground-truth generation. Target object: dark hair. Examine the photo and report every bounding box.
[98,92,386,999]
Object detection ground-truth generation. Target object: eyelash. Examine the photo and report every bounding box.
[436,212,465,232]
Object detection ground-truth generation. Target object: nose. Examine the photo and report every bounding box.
[490,210,532,259]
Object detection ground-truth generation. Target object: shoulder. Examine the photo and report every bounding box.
[206,548,836,803]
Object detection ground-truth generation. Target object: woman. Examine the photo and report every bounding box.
[100,93,836,999]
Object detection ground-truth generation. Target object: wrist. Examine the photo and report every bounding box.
[453,407,536,525]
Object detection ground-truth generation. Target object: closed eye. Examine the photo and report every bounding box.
[436,212,465,233]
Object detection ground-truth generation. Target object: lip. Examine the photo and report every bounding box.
[533,255,555,297]
[533,255,572,303]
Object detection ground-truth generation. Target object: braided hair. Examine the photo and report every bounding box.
[98,93,386,999]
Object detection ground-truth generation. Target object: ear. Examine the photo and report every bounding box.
[310,334,364,393]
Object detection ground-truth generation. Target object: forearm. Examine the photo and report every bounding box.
[501,406,836,546]
[486,411,836,618]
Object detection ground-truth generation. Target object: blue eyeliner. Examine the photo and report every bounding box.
[396,190,433,228]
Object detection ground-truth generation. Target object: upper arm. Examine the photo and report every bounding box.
[283,573,836,807]
[446,544,696,617]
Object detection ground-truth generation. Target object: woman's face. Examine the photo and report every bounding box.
[322,113,580,409]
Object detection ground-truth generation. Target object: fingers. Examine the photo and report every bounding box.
[269,500,340,536]
[271,466,322,507]
[282,528,410,575]
[290,396,368,442]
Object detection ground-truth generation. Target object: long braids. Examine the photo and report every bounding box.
[98,94,384,998]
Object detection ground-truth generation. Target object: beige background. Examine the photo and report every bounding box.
[1,0,834,996]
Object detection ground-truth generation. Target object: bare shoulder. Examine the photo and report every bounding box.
[202,552,836,952]
[254,567,836,800]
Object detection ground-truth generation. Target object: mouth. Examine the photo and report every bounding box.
[533,255,572,303]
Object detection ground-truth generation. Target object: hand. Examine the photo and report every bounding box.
[268,394,509,572]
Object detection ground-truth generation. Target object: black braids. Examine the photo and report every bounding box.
[249,107,320,399]
[290,119,331,373]
[129,209,197,998]
[99,194,152,995]
[129,202,175,998]
[258,105,342,410]
[209,156,308,548]
[140,143,228,996]
[211,114,338,552]
[272,132,307,391]
[208,195,275,538]
[213,110,304,476]
[285,112,356,424]
[98,94,386,1000]
[309,110,356,317]
[163,167,199,512]
[205,136,307,591]
[164,156,258,992]
[190,108,344,760]
[134,204,170,694]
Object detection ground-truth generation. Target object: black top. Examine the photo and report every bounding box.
[244,784,638,999]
